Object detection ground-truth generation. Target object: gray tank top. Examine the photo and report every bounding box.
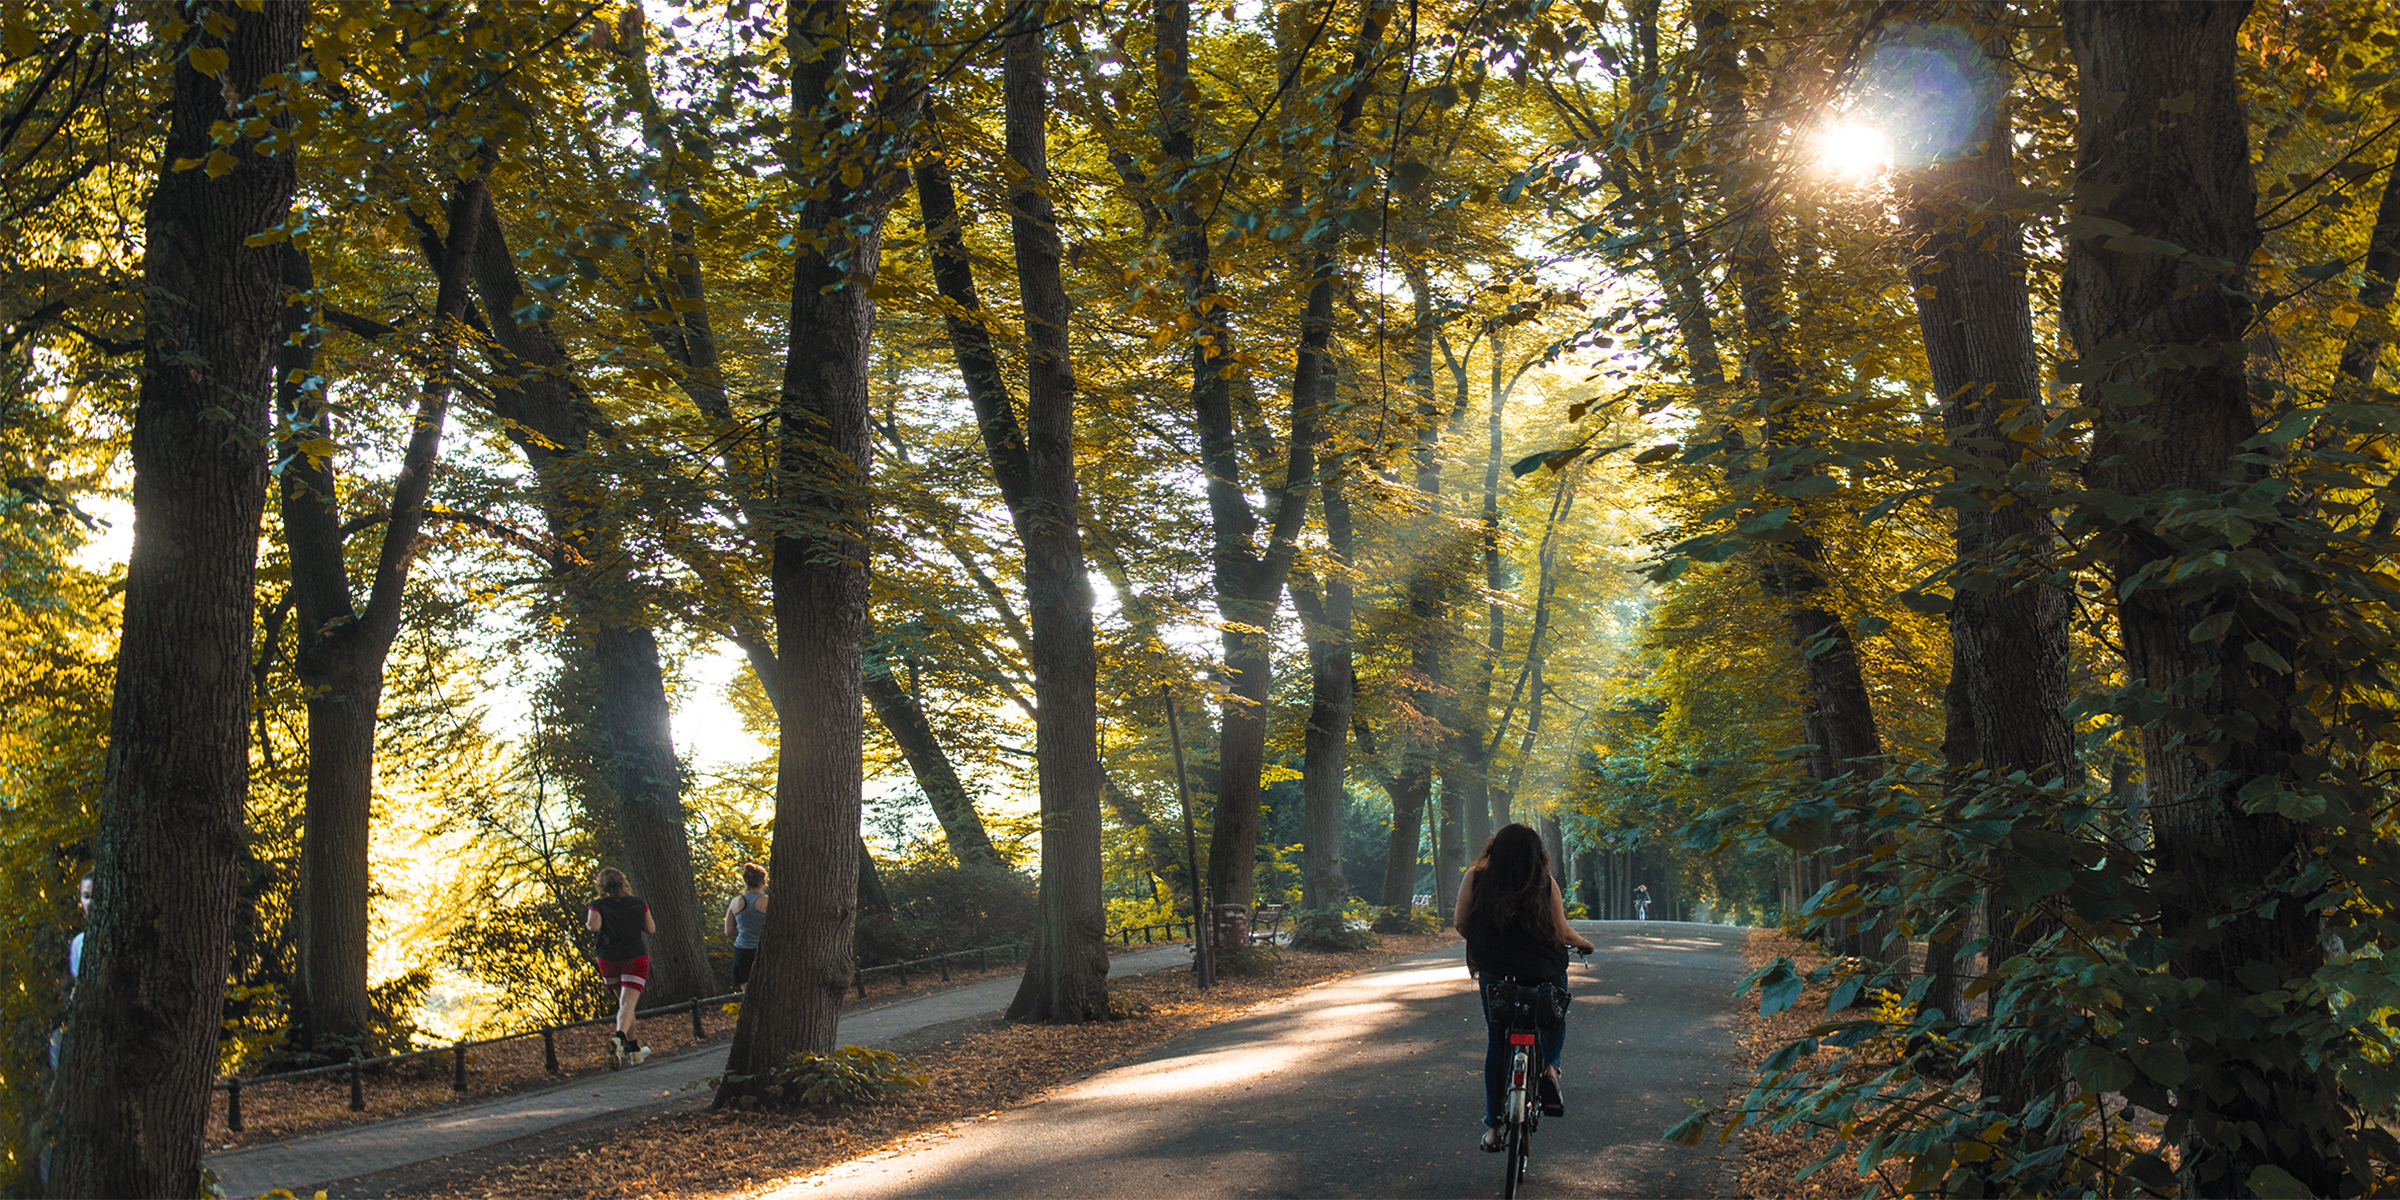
[732,892,767,949]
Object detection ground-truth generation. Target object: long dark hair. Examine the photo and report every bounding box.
[1470,823,1552,933]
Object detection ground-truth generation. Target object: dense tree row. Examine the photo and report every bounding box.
[9,0,2400,1195]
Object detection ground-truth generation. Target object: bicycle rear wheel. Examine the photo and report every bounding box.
[1502,1115,1529,1198]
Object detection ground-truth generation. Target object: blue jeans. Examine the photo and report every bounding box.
[1479,973,1567,1127]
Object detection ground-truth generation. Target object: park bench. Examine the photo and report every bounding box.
[1248,903,1288,946]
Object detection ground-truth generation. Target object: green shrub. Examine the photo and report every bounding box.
[721,1045,929,1111]
[1371,905,1443,935]
[1291,906,1378,952]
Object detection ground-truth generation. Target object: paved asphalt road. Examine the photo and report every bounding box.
[773,921,1751,1199]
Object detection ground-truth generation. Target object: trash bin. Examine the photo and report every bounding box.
[1212,903,1249,949]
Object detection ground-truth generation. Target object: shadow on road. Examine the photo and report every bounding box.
[788,922,1752,1200]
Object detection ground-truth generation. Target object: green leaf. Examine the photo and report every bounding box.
[2059,213,2133,242]
[1738,507,1793,536]
[2069,1046,2136,1094]
[2244,640,2292,673]
[2188,611,2234,642]
[2129,1041,2192,1087]
[2340,1058,2400,1111]
[1898,591,1953,615]
[1662,1108,1709,1146]
[1632,443,1679,464]
[1757,959,1804,1016]
[2246,1165,2316,1199]
[1761,1037,1819,1071]
[1825,976,1862,1011]
[2159,91,2198,114]
[1510,446,1593,477]
[1766,812,1829,854]
[2103,233,2186,257]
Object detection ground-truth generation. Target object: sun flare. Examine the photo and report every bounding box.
[1813,121,1893,180]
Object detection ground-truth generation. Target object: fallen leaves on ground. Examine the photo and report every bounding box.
[1733,928,1912,1200]
[401,932,1459,1200]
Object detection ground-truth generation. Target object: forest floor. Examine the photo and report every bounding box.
[1733,929,1871,1198]
[208,940,1176,1152]
[361,930,1462,1200]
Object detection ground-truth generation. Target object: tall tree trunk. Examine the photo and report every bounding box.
[2064,5,2333,1191]
[1153,0,1370,911]
[53,4,302,1194]
[1379,267,1452,913]
[283,178,489,1052]
[1899,17,2074,1112]
[1295,459,1357,909]
[862,637,1002,866]
[998,4,1111,1023]
[715,0,924,1098]
[1490,478,1574,827]
[1375,759,1434,909]
[1730,218,1888,961]
[1462,324,1509,855]
[453,202,714,1006]
[908,16,1110,1021]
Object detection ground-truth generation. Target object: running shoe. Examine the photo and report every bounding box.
[628,1040,651,1066]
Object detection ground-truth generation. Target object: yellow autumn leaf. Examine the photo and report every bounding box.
[189,46,229,78]
[204,149,236,178]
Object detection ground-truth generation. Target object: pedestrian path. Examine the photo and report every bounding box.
[207,943,1196,1200]
[772,923,1747,1199]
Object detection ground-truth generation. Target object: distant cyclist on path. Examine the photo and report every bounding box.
[1457,823,1596,1152]
[587,866,655,1067]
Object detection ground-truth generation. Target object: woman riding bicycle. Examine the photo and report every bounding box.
[1458,823,1596,1152]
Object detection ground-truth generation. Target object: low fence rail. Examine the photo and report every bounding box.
[1110,918,1197,946]
[212,929,1197,1134]
[210,990,738,1132]
[848,940,1027,996]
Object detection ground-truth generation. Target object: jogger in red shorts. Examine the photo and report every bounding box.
[586,867,656,1067]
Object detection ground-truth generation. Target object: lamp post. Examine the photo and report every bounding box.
[1162,686,1213,990]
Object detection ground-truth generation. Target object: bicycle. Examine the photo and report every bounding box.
[1490,947,1588,1199]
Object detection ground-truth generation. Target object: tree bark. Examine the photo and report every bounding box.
[715,0,924,1098]
[2063,4,2333,1191]
[997,4,1112,1023]
[1899,17,2074,1111]
[451,202,714,1006]
[53,4,302,1195]
[283,177,488,1052]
